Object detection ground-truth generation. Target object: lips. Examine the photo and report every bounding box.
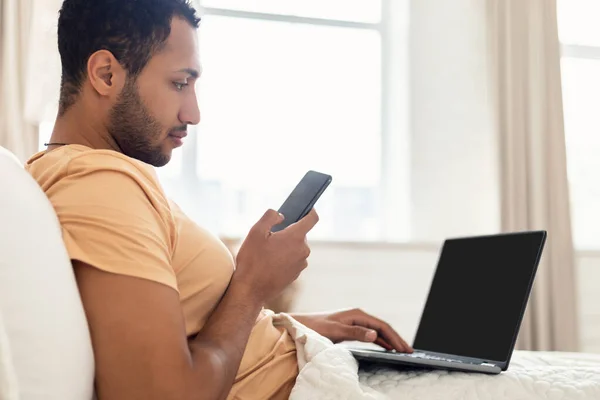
[169,130,188,139]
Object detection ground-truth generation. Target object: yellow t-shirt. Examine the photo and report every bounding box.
[26,144,298,399]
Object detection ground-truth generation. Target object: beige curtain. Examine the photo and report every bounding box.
[0,0,38,162]
[487,0,579,351]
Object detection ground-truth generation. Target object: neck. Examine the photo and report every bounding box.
[49,101,122,152]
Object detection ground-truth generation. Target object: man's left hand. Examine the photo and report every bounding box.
[291,309,413,353]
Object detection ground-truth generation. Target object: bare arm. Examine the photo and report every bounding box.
[188,277,264,400]
[76,209,318,400]
[76,262,263,400]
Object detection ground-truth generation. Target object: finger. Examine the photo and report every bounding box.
[350,315,412,353]
[296,259,309,276]
[337,324,378,344]
[375,322,411,353]
[255,209,284,233]
[375,337,394,351]
[288,208,319,235]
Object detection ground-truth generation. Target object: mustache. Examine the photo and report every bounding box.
[169,125,188,134]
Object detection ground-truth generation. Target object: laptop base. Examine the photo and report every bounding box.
[349,348,502,375]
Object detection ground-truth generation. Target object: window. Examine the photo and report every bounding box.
[559,0,600,249]
[39,0,410,242]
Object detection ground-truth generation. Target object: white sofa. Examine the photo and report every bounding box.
[0,146,94,400]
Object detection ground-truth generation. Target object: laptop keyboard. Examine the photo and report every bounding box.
[402,352,465,363]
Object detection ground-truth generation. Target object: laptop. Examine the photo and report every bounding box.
[348,231,547,375]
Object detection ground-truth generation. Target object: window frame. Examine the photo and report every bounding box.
[165,0,410,241]
[39,0,411,242]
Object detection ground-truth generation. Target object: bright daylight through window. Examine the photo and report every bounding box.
[559,0,600,250]
[39,0,410,242]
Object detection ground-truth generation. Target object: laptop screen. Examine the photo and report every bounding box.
[412,231,546,362]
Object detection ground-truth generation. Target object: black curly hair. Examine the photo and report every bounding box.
[57,0,201,115]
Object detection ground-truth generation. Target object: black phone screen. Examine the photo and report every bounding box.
[271,170,332,232]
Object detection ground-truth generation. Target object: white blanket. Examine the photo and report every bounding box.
[275,314,600,400]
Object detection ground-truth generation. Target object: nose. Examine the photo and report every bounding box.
[180,93,201,126]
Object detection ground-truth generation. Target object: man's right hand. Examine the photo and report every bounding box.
[234,208,319,304]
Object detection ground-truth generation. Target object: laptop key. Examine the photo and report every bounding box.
[390,351,466,364]
[414,353,464,363]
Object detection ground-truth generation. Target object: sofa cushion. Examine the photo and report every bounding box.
[0,308,19,399]
[0,146,94,399]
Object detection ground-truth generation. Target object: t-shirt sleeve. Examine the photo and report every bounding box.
[48,155,178,291]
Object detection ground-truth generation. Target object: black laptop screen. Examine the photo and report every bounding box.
[412,232,545,362]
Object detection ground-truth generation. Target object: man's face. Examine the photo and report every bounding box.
[108,17,201,167]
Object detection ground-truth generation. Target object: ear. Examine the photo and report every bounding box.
[86,50,126,98]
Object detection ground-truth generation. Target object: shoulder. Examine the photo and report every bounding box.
[66,146,158,184]
[29,145,166,202]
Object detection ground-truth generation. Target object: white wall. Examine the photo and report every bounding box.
[577,251,600,353]
[292,242,600,353]
[292,242,438,342]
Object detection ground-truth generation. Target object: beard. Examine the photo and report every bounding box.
[108,78,170,167]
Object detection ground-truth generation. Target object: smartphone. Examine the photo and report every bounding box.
[271,170,332,232]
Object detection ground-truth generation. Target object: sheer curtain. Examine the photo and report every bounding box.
[487,0,579,351]
[0,0,38,162]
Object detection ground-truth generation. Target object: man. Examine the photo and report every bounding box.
[26,1,412,399]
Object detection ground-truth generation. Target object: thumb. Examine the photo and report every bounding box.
[255,209,285,231]
[338,324,378,343]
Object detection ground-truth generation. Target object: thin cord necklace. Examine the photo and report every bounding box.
[44,142,69,147]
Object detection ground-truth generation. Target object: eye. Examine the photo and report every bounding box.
[173,82,188,91]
